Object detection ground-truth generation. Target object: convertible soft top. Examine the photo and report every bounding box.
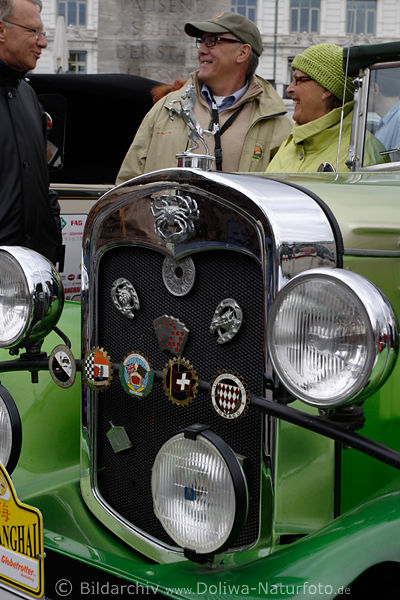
[28,73,160,184]
[344,40,400,76]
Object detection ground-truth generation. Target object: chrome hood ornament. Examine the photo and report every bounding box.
[168,84,216,169]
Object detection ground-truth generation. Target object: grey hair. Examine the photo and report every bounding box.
[0,0,42,20]
[246,50,259,79]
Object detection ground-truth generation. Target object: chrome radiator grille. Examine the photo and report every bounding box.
[94,245,265,549]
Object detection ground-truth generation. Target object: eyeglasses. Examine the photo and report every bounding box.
[3,20,46,40]
[291,75,313,86]
[196,36,242,49]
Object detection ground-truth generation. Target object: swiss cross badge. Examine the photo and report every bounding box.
[153,315,189,356]
[162,357,198,406]
[210,372,249,419]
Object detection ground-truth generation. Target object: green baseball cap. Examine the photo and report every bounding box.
[185,12,263,57]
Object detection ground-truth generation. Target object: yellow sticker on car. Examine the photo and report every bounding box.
[0,463,44,598]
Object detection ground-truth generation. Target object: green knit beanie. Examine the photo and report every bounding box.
[292,44,355,102]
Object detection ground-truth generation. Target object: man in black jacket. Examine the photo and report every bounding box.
[0,0,62,266]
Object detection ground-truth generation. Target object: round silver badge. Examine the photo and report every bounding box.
[162,256,196,297]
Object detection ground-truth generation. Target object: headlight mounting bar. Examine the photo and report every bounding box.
[1,359,400,471]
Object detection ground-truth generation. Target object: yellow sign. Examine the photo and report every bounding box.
[0,463,44,598]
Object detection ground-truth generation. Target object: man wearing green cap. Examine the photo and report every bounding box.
[266,43,385,172]
[116,12,291,182]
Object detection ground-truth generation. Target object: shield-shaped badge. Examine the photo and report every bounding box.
[153,315,189,356]
[119,352,154,397]
[162,357,198,406]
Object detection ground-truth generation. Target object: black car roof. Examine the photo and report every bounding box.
[28,73,160,184]
[344,41,400,76]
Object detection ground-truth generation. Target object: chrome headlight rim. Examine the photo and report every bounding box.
[0,385,22,475]
[267,268,398,408]
[151,424,248,558]
[0,246,64,350]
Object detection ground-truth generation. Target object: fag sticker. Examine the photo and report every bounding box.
[0,463,44,598]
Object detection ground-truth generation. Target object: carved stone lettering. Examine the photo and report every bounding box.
[99,0,231,78]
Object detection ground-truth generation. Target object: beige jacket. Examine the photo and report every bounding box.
[116,73,292,183]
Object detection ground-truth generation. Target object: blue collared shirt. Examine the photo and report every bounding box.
[201,82,249,112]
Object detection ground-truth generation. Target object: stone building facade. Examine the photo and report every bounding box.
[97,0,230,81]
[38,0,230,79]
[39,0,99,73]
[37,0,400,97]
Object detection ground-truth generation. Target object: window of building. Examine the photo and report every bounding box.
[68,51,87,73]
[231,0,257,23]
[346,0,376,35]
[283,57,295,98]
[290,0,320,34]
[58,0,87,27]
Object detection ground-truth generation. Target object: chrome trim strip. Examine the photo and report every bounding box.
[344,248,400,257]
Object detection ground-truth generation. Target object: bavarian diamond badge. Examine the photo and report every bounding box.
[154,315,189,356]
[210,298,243,344]
[48,344,76,388]
[119,352,154,397]
[84,347,113,391]
[210,372,249,419]
[163,357,198,406]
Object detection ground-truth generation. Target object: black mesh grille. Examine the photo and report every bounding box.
[95,246,265,549]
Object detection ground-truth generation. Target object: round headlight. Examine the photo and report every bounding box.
[0,246,64,349]
[0,385,22,474]
[267,268,398,407]
[152,426,248,556]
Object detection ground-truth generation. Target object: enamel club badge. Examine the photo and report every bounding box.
[162,357,198,406]
[48,344,76,388]
[119,352,154,397]
[210,372,249,419]
[84,347,113,390]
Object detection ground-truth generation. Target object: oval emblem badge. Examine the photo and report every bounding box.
[119,352,154,397]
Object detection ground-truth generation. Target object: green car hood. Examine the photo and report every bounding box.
[265,172,400,252]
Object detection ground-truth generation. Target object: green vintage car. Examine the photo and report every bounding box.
[0,42,400,599]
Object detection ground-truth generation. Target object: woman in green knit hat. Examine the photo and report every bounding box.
[266,43,384,172]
